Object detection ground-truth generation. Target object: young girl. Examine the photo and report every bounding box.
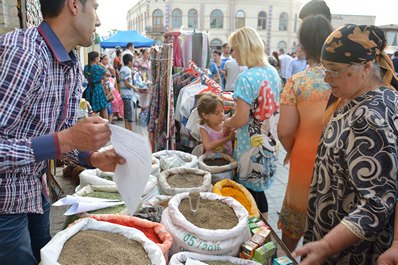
[196,93,234,156]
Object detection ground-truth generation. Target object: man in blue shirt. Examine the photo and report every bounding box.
[286,45,307,79]
[0,1,124,264]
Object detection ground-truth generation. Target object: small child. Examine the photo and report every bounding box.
[133,68,150,126]
[119,53,138,131]
[196,93,234,156]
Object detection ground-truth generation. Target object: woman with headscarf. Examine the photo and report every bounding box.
[293,24,398,265]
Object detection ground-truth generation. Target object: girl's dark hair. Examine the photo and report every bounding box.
[100,54,108,61]
[116,50,122,56]
[40,0,87,18]
[88,51,99,65]
[299,14,333,62]
[212,49,221,56]
[197,93,224,124]
[299,0,331,22]
[123,53,134,66]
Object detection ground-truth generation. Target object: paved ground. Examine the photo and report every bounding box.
[50,121,290,241]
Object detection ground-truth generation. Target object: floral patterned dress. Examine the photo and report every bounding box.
[304,87,398,264]
[233,65,282,192]
[277,67,331,239]
[83,64,107,113]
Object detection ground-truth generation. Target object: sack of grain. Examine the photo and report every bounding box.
[169,251,261,265]
[213,179,260,218]
[161,192,250,256]
[63,185,127,227]
[88,214,173,260]
[41,218,166,265]
[153,150,198,171]
[158,168,212,196]
[76,168,116,192]
[151,156,161,177]
[144,195,173,209]
[198,153,238,184]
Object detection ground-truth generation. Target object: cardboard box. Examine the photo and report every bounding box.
[273,256,293,265]
[239,240,258,259]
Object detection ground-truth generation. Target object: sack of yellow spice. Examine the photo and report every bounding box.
[213,179,260,218]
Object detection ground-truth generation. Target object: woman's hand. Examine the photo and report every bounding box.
[284,152,291,166]
[378,240,398,265]
[227,130,236,141]
[292,240,331,265]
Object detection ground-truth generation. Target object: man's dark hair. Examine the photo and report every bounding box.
[126,42,134,49]
[222,43,229,49]
[116,50,121,56]
[40,0,87,18]
[123,53,134,66]
[299,0,331,22]
[299,14,333,62]
[394,51,398,57]
[212,49,221,56]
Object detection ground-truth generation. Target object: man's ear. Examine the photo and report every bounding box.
[67,0,79,15]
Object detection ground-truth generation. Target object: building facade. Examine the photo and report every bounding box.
[331,14,375,29]
[378,24,398,55]
[127,0,303,54]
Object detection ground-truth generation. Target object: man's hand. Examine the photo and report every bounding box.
[89,147,125,172]
[57,116,111,153]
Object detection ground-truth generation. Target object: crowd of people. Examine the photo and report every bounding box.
[80,42,152,132]
[2,0,398,264]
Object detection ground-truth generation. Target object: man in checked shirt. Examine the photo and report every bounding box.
[0,1,125,264]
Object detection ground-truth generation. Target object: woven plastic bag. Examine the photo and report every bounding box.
[153,150,198,171]
[198,153,238,184]
[41,218,166,265]
[169,252,261,265]
[88,214,173,260]
[161,192,250,256]
[213,179,260,218]
[158,167,212,196]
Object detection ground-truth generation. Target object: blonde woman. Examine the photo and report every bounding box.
[224,27,282,215]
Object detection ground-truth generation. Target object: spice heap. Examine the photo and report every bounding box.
[179,198,238,229]
[220,187,251,212]
[156,198,171,208]
[203,158,230,167]
[167,173,204,188]
[58,230,152,265]
[84,191,125,214]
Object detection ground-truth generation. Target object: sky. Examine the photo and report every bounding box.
[96,0,396,36]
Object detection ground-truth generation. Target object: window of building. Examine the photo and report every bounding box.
[153,9,163,28]
[210,9,223,29]
[292,41,297,53]
[278,41,287,51]
[172,8,182,29]
[279,12,288,31]
[188,9,198,28]
[258,11,267,30]
[210,38,223,51]
[235,10,245,29]
[386,31,398,46]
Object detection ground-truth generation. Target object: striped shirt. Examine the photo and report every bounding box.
[0,22,90,214]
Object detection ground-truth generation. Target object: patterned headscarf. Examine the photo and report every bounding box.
[321,24,398,123]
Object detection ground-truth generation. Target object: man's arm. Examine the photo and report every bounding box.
[0,45,45,172]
